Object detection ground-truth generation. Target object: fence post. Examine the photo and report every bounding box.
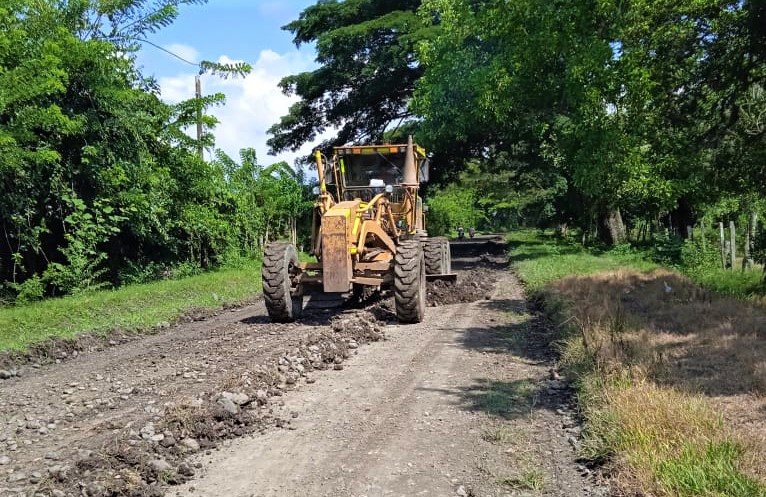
[729,220,736,270]
[719,222,726,269]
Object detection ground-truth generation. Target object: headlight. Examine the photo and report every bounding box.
[312,186,320,195]
[385,185,393,193]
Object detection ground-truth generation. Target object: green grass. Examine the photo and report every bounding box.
[685,266,765,300]
[472,378,538,418]
[481,425,516,443]
[0,260,262,352]
[658,441,766,497]
[500,467,546,492]
[508,230,657,292]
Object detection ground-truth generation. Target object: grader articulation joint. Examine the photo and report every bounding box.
[261,136,454,324]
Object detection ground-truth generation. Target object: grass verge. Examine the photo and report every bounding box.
[508,230,766,497]
[510,230,657,293]
[684,265,765,301]
[0,259,262,352]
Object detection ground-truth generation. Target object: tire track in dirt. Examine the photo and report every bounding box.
[174,301,478,496]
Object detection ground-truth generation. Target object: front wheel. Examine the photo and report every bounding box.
[262,243,302,322]
[394,239,426,324]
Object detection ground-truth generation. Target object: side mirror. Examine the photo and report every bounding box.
[419,159,430,183]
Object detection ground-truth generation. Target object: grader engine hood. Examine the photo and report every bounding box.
[321,201,360,293]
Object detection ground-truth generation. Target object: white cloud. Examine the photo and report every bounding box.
[162,43,200,64]
[158,48,325,173]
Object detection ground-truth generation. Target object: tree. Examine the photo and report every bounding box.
[267,0,432,155]
[0,0,256,299]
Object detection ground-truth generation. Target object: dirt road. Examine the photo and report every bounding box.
[0,238,603,497]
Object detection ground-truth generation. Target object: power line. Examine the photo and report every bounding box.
[136,38,201,71]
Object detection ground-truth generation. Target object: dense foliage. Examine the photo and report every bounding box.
[0,0,310,303]
[4,0,765,302]
[273,0,765,257]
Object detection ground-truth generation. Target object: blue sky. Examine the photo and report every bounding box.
[135,0,321,167]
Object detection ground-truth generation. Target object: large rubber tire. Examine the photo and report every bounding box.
[262,242,302,323]
[394,239,426,324]
[441,237,452,274]
[424,237,451,275]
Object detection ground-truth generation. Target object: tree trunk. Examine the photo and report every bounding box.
[669,198,695,239]
[601,206,627,246]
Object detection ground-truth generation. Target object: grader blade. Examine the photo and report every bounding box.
[303,292,347,310]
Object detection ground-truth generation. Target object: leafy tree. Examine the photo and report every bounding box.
[214,149,313,251]
[415,0,765,246]
[267,0,432,155]
[0,0,257,300]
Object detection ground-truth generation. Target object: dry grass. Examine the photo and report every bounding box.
[544,268,766,496]
[550,268,766,396]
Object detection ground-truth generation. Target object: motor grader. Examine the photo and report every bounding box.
[261,135,453,324]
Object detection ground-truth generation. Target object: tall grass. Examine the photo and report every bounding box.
[0,260,262,352]
[508,230,766,497]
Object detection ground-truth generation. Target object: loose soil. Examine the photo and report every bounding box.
[0,236,602,497]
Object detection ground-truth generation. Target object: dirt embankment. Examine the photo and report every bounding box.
[1,236,599,497]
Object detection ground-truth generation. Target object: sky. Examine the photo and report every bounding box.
[134,0,321,169]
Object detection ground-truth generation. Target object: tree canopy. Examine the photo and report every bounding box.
[266,0,434,155]
[272,0,764,244]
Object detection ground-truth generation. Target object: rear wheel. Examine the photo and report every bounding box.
[425,237,450,275]
[441,238,452,274]
[394,239,426,323]
[262,242,302,322]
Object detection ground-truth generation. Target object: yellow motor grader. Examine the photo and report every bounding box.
[261,136,453,324]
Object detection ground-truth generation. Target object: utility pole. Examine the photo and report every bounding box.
[195,73,203,159]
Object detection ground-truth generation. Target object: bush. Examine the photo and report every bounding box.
[9,275,45,305]
[651,231,684,267]
[679,238,721,271]
[118,261,165,286]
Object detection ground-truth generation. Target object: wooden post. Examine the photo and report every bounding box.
[700,220,707,250]
[686,225,693,240]
[729,220,736,270]
[743,212,757,271]
[719,222,726,269]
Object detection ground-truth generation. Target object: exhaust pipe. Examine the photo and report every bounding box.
[403,135,417,185]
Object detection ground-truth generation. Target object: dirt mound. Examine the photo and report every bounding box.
[8,307,388,497]
[0,303,249,371]
[428,267,498,306]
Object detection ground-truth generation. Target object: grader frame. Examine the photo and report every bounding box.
[261,136,452,324]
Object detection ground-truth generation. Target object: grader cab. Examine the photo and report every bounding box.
[261,136,453,324]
